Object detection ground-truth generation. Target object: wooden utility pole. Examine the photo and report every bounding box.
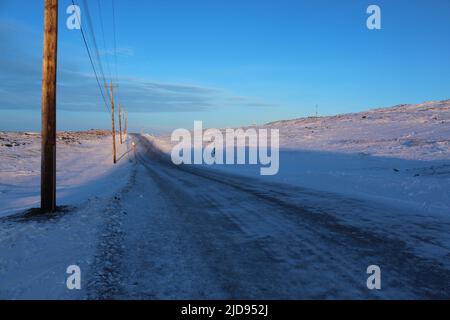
[123,109,125,139]
[41,0,58,212]
[107,81,117,164]
[118,105,123,144]
[124,111,127,137]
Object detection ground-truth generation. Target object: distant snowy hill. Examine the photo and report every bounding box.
[265,99,450,161]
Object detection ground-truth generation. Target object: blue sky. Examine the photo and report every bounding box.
[1,0,450,133]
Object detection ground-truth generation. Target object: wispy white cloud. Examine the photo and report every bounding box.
[0,19,277,113]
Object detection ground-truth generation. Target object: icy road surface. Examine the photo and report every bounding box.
[89,135,450,299]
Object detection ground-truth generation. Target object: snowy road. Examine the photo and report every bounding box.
[2,100,450,299]
[86,135,450,299]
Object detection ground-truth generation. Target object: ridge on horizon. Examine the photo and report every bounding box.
[265,98,450,126]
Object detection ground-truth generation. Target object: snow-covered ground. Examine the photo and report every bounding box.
[0,131,130,217]
[268,99,450,161]
[0,131,132,299]
[146,99,450,216]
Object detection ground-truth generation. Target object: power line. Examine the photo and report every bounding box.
[71,0,110,114]
[112,0,120,97]
[82,0,108,91]
[111,0,125,134]
[97,0,112,82]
